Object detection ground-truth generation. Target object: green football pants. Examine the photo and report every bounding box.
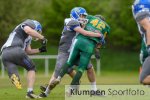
[67,38,96,73]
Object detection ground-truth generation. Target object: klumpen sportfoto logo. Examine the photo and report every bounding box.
[65,85,150,100]
[67,88,105,97]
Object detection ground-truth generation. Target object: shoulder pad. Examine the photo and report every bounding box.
[66,19,80,26]
[22,19,36,29]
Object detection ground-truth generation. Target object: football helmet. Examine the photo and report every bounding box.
[32,20,42,33]
[70,7,88,25]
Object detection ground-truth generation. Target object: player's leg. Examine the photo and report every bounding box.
[52,39,80,87]
[2,61,22,89]
[57,39,80,80]
[70,39,95,86]
[19,51,38,99]
[39,52,70,97]
[57,52,80,82]
[86,64,97,91]
[70,51,93,88]
[40,69,76,98]
[140,56,150,84]
[1,48,22,89]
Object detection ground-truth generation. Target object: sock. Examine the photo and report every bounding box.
[57,76,62,80]
[71,71,82,85]
[44,86,50,96]
[91,81,97,91]
[59,63,70,77]
[27,88,33,92]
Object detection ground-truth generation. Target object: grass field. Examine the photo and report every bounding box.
[0,71,143,100]
[0,47,142,100]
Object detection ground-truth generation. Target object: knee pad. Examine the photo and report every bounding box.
[86,63,93,70]
[67,67,74,74]
[27,65,36,72]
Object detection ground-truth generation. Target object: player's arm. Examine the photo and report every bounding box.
[25,44,47,55]
[24,26,44,40]
[74,26,102,37]
[67,19,102,37]
[25,44,40,55]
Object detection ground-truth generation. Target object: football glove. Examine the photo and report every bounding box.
[39,46,47,52]
[41,38,48,46]
[99,33,105,46]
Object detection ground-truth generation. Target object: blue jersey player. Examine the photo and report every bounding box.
[132,0,150,85]
[1,19,47,98]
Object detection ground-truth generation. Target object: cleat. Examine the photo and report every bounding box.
[10,74,22,89]
[49,79,60,90]
[40,84,48,92]
[38,92,47,98]
[26,91,38,99]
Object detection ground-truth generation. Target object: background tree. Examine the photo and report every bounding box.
[0,0,140,50]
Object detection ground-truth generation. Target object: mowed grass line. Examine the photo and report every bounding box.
[0,71,139,100]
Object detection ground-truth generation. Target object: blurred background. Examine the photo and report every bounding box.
[0,0,143,99]
[0,0,141,78]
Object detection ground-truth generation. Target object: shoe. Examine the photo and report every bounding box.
[49,79,60,90]
[38,92,47,98]
[40,84,48,92]
[26,91,38,99]
[10,74,22,89]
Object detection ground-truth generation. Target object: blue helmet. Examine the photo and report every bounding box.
[70,7,88,20]
[32,20,42,33]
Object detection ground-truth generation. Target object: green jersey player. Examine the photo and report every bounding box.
[51,9,110,90]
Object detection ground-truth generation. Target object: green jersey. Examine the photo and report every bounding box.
[76,15,110,43]
[140,38,148,64]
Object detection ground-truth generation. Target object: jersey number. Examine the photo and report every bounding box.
[90,19,106,30]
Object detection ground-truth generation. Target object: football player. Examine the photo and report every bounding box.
[39,7,102,97]
[1,19,47,98]
[51,7,110,93]
[132,0,150,84]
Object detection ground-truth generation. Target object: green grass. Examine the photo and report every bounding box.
[0,71,141,100]
[0,45,142,100]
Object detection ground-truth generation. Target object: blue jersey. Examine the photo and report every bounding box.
[134,0,150,5]
[58,18,80,52]
[133,0,150,14]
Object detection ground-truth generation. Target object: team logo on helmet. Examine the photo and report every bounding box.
[32,20,42,33]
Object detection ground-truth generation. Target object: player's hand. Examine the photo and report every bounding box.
[147,45,150,55]
[41,38,48,46]
[39,46,47,52]
[99,33,105,45]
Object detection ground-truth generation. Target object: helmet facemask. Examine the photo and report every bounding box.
[78,14,88,27]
